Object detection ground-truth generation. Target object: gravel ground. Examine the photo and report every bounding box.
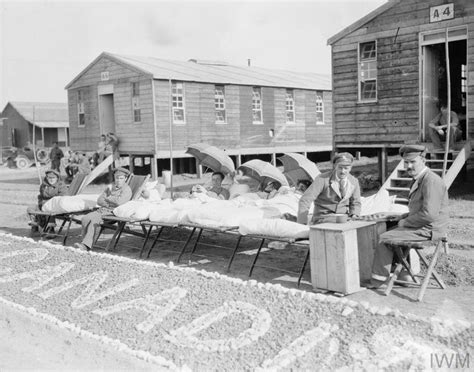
[1,235,472,371]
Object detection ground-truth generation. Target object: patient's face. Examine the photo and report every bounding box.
[211,174,223,187]
[114,174,127,187]
[296,182,308,194]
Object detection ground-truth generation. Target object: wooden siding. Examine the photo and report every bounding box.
[331,0,474,147]
[68,56,155,153]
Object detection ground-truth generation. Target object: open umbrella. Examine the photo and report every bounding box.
[186,143,235,175]
[278,153,320,185]
[238,159,289,187]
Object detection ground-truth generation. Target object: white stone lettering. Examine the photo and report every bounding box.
[165,301,272,352]
[257,322,336,371]
[92,287,187,333]
[0,262,75,293]
[0,248,49,263]
[38,271,139,309]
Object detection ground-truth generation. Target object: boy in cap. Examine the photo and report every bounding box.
[27,169,68,235]
[74,167,132,251]
[369,144,449,288]
[297,152,361,224]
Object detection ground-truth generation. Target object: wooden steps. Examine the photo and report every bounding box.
[381,142,472,207]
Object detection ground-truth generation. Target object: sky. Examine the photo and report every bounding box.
[0,0,387,109]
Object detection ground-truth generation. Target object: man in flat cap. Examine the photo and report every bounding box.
[74,167,132,251]
[297,152,361,225]
[369,144,449,288]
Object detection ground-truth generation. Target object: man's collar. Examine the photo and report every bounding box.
[413,166,428,180]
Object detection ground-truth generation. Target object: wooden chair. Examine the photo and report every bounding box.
[383,237,448,302]
[92,174,150,252]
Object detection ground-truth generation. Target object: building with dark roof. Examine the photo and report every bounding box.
[0,101,69,148]
[65,52,333,178]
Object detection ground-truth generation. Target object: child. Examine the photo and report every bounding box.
[27,169,68,235]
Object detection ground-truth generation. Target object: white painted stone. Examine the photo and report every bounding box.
[93,287,187,333]
[257,322,337,371]
[0,262,75,293]
[165,301,272,352]
[38,271,140,309]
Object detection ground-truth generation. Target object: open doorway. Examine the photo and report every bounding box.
[421,27,467,142]
[99,94,116,135]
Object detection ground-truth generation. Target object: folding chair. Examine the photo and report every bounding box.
[383,237,448,301]
[27,173,90,244]
[247,235,310,287]
[92,174,150,252]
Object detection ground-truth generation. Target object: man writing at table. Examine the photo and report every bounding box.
[369,144,449,288]
[297,152,361,225]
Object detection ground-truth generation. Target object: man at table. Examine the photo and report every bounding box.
[74,167,132,251]
[297,152,361,225]
[369,144,449,288]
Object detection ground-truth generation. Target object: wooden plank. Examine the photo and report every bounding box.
[310,228,328,289]
[325,229,345,292]
[344,229,361,294]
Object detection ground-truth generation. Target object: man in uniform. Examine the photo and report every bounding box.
[49,142,64,172]
[369,144,449,288]
[297,152,361,225]
[74,167,132,251]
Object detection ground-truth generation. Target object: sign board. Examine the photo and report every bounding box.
[430,3,454,23]
[101,71,110,81]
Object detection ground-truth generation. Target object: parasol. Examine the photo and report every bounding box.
[237,159,289,187]
[186,143,235,175]
[278,153,320,186]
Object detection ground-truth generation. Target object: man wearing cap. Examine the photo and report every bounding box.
[74,167,132,251]
[27,169,68,235]
[369,144,449,288]
[297,152,361,225]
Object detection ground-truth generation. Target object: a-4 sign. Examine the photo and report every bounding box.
[430,3,454,23]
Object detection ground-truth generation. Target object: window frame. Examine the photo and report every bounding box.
[316,92,325,125]
[252,87,263,124]
[172,81,186,125]
[132,82,141,123]
[214,85,227,124]
[77,90,85,127]
[358,40,378,102]
[285,89,295,124]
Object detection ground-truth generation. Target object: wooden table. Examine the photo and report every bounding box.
[309,221,386,294]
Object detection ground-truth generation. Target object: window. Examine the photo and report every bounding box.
[461,64,466,108]
[77,90,85,127]
[316,93,324,124]
[215,85,226,123]
[285,89,295,123]
[358,41,377,101]
[172,82,185,124]
[252,87,263,124]
[132,82,141,123]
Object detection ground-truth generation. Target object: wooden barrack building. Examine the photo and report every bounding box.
[65,52,333,179]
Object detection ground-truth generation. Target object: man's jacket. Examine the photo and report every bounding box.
[297,171,361,225]
[404,169,449,240]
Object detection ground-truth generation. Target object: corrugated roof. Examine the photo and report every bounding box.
[67,52,331,91]
[327,0,398,45]
[8,102,69,125]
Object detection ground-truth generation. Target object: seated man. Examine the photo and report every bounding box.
[297,152,361,225]
[191,171,230,200]
[369,144,449,288]
[74,167,132,251]
[28,169,68,234]
[428,103,462,150]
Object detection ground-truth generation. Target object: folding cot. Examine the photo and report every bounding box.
[91,174,150,251]
[27,173,92,244]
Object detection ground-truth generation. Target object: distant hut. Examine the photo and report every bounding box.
[328,0,472,183]
[0,101,69,148]
[65,52,333,179]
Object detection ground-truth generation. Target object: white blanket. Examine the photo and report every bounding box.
[239,218,310,239]
[42,194,99,213]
